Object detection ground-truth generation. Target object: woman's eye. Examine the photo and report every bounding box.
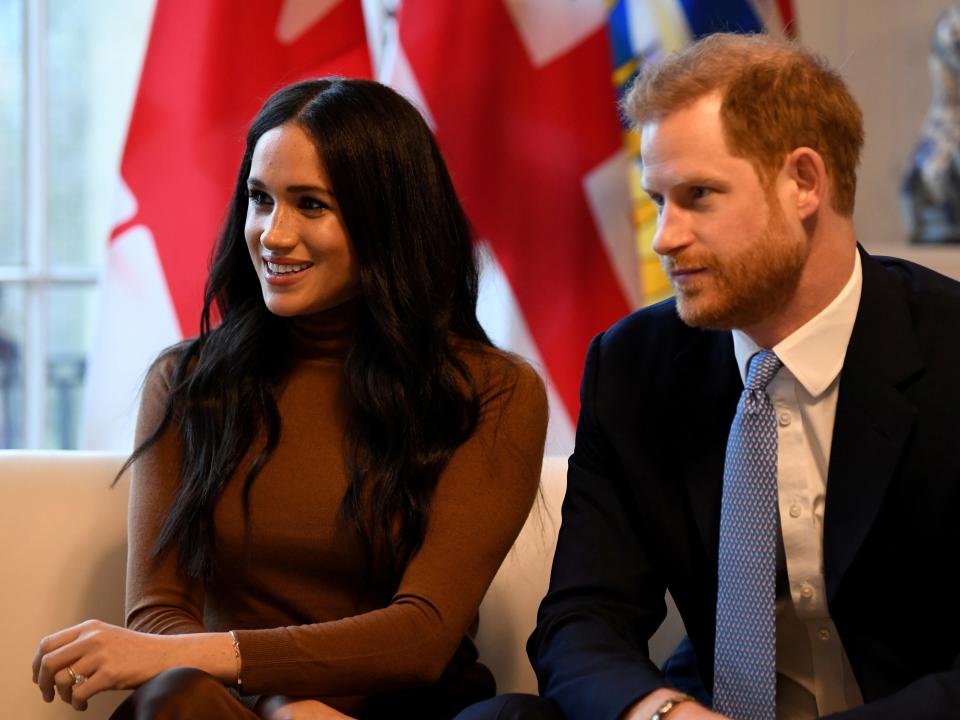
[248,189,272,206]
[300,196,328,211]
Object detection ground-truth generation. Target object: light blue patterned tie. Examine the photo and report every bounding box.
[714,350,782,720]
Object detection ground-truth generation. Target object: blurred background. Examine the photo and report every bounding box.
[2,0,959,453]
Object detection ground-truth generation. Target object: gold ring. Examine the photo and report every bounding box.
[67,666,86,687]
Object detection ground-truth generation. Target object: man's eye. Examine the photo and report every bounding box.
[691,186,712,200]
[647,192,664,209]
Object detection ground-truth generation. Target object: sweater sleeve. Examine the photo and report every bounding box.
[124,356,207,636]
[233,356,548,697]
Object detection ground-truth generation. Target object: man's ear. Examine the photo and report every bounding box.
[785,147,827,219]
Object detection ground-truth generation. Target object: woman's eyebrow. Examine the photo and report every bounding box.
[246,176,335,196]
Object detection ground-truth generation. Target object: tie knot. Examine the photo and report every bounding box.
[745,350,782,392]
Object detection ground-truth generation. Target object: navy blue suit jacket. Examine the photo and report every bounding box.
[528,249,960,718]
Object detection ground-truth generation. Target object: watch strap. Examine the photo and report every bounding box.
[650,693,694,720]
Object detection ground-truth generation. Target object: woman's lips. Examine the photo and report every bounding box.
[262,258,314,285]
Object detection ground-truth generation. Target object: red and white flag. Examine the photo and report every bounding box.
[386,1,637,451]
[81,0,371,450]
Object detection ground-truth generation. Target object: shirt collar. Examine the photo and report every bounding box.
[732,250,862,398]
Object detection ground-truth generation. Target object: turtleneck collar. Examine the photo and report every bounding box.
[284,296,359,360]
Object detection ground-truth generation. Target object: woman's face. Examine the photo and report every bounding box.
[244,123,360,317]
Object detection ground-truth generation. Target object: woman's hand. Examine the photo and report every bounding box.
[32,620,176,710]
[258,696,356,720]
[32,619,236,711]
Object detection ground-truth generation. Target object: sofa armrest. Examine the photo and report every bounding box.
[0,451,130,720]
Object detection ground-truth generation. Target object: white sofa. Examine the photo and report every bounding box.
[1,452,684,719]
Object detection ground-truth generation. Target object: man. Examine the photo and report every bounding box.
[526,33,960,720]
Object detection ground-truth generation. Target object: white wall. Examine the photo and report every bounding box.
[795,0,960,274]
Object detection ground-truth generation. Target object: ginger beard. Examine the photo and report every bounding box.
[666,193,808,331]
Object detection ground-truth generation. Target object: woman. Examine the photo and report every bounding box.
[32,78,547,719]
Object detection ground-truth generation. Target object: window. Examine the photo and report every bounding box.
[0,0,152,448]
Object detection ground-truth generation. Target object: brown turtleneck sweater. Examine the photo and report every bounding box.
[124,300,548,716]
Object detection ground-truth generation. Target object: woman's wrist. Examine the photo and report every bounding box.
[151,631,239,685]
[228,630,243,688]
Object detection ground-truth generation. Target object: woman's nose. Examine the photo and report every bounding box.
[259,207,296,249]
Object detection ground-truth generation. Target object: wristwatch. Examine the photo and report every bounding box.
[650,693,694,720]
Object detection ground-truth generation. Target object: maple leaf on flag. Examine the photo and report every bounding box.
[83,0,371,449]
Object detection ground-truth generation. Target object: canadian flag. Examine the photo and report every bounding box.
[385,1,637,451]
[81,0,372,450]
[83,1,639,454]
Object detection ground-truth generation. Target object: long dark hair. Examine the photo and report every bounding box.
[125,78,491,580]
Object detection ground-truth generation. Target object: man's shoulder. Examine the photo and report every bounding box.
[600,297,681,348]
[597,297,717,355]
[858,252,960,370]
[871,253,960,300]
[867,252,960,327]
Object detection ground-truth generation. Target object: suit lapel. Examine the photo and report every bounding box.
[824,249,922,603]
[673,329,741,563]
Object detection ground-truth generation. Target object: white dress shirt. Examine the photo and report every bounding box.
[732,251,865,718]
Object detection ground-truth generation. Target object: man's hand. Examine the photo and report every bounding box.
[665,705,729,720]
[258,696,356,720]
[623,688,730,720]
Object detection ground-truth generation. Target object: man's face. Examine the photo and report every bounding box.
[640,94,807,332]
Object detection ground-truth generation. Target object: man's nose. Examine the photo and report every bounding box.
[651,204,692,258]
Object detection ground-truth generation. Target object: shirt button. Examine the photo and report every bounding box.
[778,411,792,427]
[818,628,831,641]
[800,583,814,599]
[789,503,802,518]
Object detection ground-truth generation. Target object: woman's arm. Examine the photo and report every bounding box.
[31,357,233,710]
[32,621,237,711]
[233,356,548,697]
[124,355,208,635]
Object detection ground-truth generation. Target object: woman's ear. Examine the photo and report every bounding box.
[785,147,827,220]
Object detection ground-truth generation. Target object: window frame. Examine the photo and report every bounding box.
[3,0,100,448]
